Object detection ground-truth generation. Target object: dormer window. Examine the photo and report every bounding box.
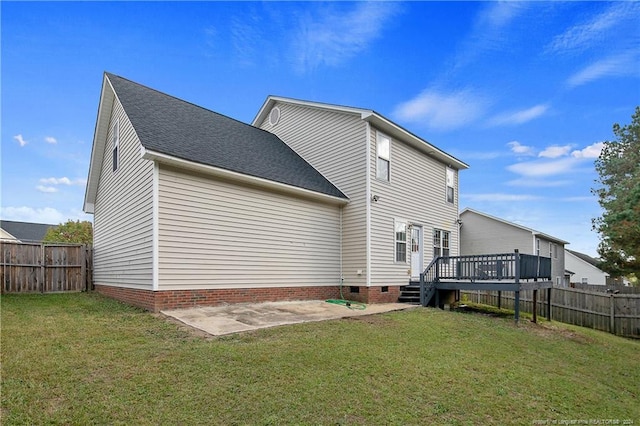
[112,119,119,172]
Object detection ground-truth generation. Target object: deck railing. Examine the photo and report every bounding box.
[430,251,551,282]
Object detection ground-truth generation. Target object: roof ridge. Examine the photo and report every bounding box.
[105,72,260,130]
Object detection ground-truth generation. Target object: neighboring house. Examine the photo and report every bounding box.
[0,220,55,243]
[84,73,468,312]
[565,249,609,286]
[459,208,568,287]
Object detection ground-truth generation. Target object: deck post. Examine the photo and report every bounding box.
[546,288,552,321]
[532,289,538,323]
[514,249,520,323]
[419,272,425,306]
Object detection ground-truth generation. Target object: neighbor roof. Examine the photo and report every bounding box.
[104,73,347,201]
[0,220,55,242]
[460,208,570,245]
[566,249,601,267]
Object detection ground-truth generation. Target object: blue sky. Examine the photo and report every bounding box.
[2,1,639,257]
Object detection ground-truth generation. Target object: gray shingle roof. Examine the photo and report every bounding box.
[0,220,55,242]
[567,249,601,267]
[106,73,347,200]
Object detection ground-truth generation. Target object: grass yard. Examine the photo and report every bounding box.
[1,293,639,425]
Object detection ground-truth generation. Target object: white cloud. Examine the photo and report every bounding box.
[452,2,529,70]
[36,185,58,193]
[393,88,488,131]
[546,2,639,54]
[566,51,639,88]
[507,178,571,188]
[0,207,64,224]
[507,157,581,177]
[45,136,57,144]
[507,141,535,156]
[539,145,573,159]
[463,193,542,202]
[13,134,28,147]
[488,104,549,126]
[571,142,603,159]
[39,177,86,186]
[0,206,91,224]
[292,2,400,73]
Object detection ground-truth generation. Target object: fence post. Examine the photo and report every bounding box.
[609,294,615,335]
[81,245,87,291]
[40,244,45,293]
[546,288,552,321]
[532,289,538,323]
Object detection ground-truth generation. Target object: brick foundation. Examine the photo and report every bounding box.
[95,284,403,312]
[95,284,342,312]
[343,285,401,304]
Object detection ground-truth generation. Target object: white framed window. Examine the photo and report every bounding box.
[549,242,553,259]
[536,238,540,256]
[446,167,455,204]
[394,221,407,263]
[581,277,588,284]
[433,229,450,258]
[553,244,558,259]
[376,132,390,181]
[112,119,119,172]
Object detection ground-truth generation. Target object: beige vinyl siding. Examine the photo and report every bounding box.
[538,236,565,285]
[157,166,341,290]
[257,102,367,287]
[460,211,533,256]
[460,211,566,284]
[369,128,460,287]
[93,98,154,289]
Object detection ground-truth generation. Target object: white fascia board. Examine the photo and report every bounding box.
[141,148,349,206]
[361,112,469,170]
[83,75,115,213]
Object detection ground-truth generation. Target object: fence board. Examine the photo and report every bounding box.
[461,287,640,339]
[1,242,92,293]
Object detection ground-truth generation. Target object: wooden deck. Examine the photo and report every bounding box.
[420,250,553,322]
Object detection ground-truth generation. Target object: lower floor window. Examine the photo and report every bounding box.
[395,221,407,263]
[433,229,450,258]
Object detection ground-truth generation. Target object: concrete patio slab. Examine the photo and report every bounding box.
[161,300,418,336]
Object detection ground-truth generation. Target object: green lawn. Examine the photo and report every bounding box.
[1,293,638,425]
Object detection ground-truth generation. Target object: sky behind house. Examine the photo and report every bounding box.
[2,1,639,257]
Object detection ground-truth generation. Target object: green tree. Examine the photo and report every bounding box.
[592,106,640,277]
[43,220,93,245]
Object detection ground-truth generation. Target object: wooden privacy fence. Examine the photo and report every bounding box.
[1,241,93,293]
[462,287,640,339]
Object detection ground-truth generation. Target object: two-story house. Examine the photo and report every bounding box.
[459,208,567,286]
[84,73,468,311]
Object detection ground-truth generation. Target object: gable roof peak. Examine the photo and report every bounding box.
[254,95,469,171]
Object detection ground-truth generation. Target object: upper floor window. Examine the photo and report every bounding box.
[395,221,407,263]
[112,119,119,172]
[433,229,450,258]
[536,238,540,256]
[446,167,455,203]
[377,132,390,181]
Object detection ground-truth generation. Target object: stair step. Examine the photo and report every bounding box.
[398,295,420,303]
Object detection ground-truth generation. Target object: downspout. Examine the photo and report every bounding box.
[340,206,343,282]
[365,122,372,288]
[152,162,159,291]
